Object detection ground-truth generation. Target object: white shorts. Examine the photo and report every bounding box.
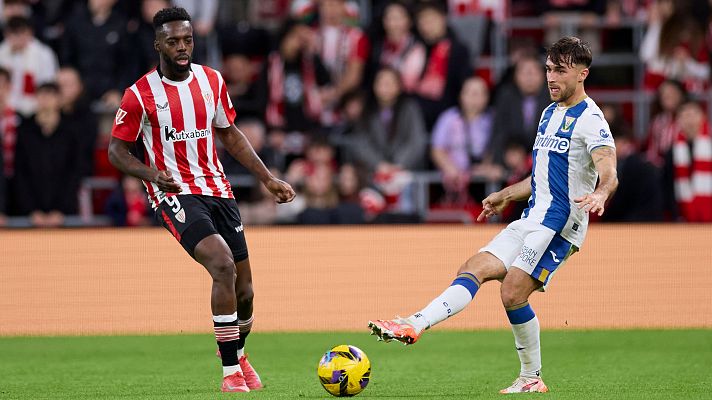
[479,219,577,289]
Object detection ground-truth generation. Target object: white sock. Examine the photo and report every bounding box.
[223,364,243,377]
[409,284,474,331]
[236,348,244,358]
[511,316,541,378]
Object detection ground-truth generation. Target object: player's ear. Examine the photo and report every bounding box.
[579,67,589,82]
[154,39,160,52]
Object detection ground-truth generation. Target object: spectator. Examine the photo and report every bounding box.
[297,163,340,224]
[499,139,532,222]
[335,163,366,223]
[0,16,58,116]
[349,67,427,174]
[666,101,712,222]
[603,130,664,222]
[368,1,426,93]
[313,0,370,125]
[413,1,471,129]
[640,0,710,92]
[488,56,550,165]
[222,50,266,122]
[539,0,607,54]
[61,0,136,108]
[430,76,497,204]
[261,20,331,135]
[349,67,427,213]
[131,0,169,75]
[57,67,97,179]
[172,0,220,66]
[644,79,687,168]
[220,119,280,175]
[330,88,366,159]
[285,136,337,188]
[13,83,80,227]
[104,175,151,226]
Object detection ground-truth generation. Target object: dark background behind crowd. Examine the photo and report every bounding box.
[0,0,711,228]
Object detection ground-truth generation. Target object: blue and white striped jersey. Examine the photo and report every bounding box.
[522,97,616,248]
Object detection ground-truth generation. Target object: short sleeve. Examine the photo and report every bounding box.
[213,72,236,128]
[111,88,144,141]
[581,111,616,153]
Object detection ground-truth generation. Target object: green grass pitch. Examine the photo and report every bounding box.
[1,330,710,399]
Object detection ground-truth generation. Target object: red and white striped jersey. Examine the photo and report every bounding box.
[111,64,236,208]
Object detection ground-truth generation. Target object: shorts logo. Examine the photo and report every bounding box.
[115,108,127,125]
[561,116,576,132]
[549,250,561,263]
[235,224,243,233]
[175,208,186,223]
[519,246,538,267]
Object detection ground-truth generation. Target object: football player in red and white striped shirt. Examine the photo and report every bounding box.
[108,7,295,393]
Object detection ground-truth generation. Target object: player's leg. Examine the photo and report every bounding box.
[233,257,263,390]
[368,221,525,344]
[499,266,547,394]
[499,229,573,394]
[193,235,249,392]
[211,197,262,389]
[157,195,248,392]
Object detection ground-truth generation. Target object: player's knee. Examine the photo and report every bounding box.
[208,256,236,284]
[500,284,526,308]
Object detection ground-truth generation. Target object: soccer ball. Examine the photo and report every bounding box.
[317,345,371,397]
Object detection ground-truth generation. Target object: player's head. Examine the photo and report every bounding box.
[545,36,592,104]
[153,7,193,73]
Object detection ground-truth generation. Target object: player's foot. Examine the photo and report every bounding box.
[499,376,548,394]
[239,354,263,390]
[368,317,423,345]
[221,371,250,393]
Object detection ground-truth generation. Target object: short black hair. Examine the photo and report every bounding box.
[37,82,60,93]
[546,36,592,68]
[5,16,32,33]
[415,1,447,16]
[152,7,191,30]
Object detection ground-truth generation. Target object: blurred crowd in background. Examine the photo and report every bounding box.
[0,0,711,228]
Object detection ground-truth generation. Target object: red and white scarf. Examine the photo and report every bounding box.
[416,39,451,100]
[265,52,322,129]
[673,121,712,222]
[0,106,19,177]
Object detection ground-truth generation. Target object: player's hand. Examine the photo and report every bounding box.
[574,192,607,216]
[265,177,296,204]
[153,170,181,193]
[477,191,509,222]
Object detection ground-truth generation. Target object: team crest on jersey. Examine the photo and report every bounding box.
[203,92,213,105]
[175,208,186,223]
[561,116,576,132]
[115,108,127,125]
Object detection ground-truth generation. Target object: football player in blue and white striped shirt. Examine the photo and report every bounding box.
[369,37,618,394]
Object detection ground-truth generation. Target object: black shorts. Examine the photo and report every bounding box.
[156,194,248,262]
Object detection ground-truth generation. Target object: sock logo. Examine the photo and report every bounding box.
[443,302,452,316]
[516,346,525,351]
[549,250,561,263]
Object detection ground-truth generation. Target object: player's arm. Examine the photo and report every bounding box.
[574,146,618,216]
[107,89,180,193]
[477,176,532,221]
[214,124,295,204]
[108,138,180,193]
